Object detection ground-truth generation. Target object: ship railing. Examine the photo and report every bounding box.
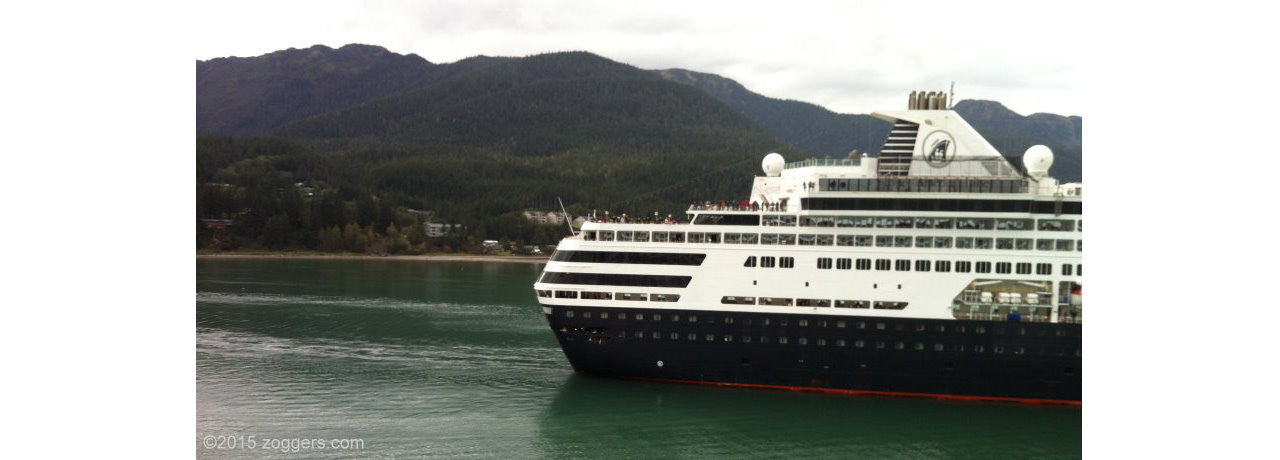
[688,202,783,212]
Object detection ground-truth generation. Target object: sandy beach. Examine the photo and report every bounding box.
[197,253,550,264]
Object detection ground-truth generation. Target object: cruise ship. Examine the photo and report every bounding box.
[533,91,1082,405]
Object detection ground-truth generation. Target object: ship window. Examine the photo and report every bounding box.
[760,233,779,245]
[763,215,797,226]
[1057,240,1075,251]
[817,234,833,245]
[974,344,985,353]
[687,233,705,243]
[956,218,994,230]
[817,257,833,269]
[915,236,933,248]
[895,236,912,247]
[1016,239,1032,250]
[996,218,1032,231]
[668,232,685,243]
[705,233,721,243]
[915,260,931,272]
[933,218,954,229]
[583,311,592,318]
[895,342,905,350]
[564,310,575,318]
[852,216,874,228]
[1037,263,1052,275]
[723,233,740,244]
[536,290,552,298]
[1077,240,1082,251]
[583,231,596,241]
[742,335,752,343]
[724,335,733,342]
[779,337,789,345]
[653,314,662,321]
[875,259,892,271]
[914,217,934,228]
[759,297,793,306]
[996,238,1014,250]
[875,235,893,247]
[541,272,692,288]
[1077,264,1082,276]
[837,258,852,270]
[895,259,911,271]
[1016,263,1031,274]
[652,294,680,302]
[835,216,857,227]
[761,256,776,268]
[996,262,1012,274]
[706,334,715,342]
[1063,264,1073,276]
[744,256,757,267]
[876,322,886,330]
[935,261,951,272]
[836,235,855,246]
[796,299,830,307]
[836,320,846,328]
[975,262,992,273]
[778,234,796,245]
[955,237,973,249]
[934,237,952,248]
[780,257,795,268]
[600,312,609,319]
[688,315,698,322]
[914,342,925,351]
[616,292,646,301]
[618,312,627,320]
[956,261,972,273]
[856,258,871,270]
[1036,239,1054,251]
[974,238,993,249]
[694,214,761,226]
[688,333,697,341]
[555,290,578,299]
[742,233,759,244]
[817,338,826,346]
[635,313,645,320]
[855,235,873,247]
[670,314,680,322]
[798,337,808,345]
[633,232,649,242]
[617,231,633,242]
[760,336,770,344]
[994,345,1005,354]
[1037,219,1076,231]
[580,291,612,300]
[651,232,668,242]
[835,300,869,308]
[874,301,908,310]
[724,316,735,324]
[599,231,614,241]
[553,251,707,265]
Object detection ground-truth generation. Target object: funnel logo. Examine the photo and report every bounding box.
[922,130,956,167]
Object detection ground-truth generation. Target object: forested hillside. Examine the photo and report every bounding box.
[197,44,1081,254]
[197,46,801,253]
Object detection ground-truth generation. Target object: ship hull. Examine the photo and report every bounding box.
[545,304,1081,404]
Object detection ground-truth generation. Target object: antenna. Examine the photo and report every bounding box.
[557,197,576,237]
[949,81,955,109]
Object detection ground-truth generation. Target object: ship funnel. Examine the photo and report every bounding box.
[908,89,952,110]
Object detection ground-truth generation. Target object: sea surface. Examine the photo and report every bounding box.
[197,258,1081,458]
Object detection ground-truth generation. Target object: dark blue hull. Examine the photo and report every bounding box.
[545,304,1081,403]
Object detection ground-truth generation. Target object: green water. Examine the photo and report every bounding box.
[197,258,1080,458]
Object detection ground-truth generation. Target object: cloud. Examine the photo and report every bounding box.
[195,0,1084,116]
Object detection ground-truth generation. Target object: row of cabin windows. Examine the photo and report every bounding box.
[803,257,1081,276]
[560,309,1082,340]
[817,178,1029,194]
[550,250,706,265]
[539,271,692,288]
[593,328,1083,359]
[742,256,796,268]
[789,216,1078,232]
[540,290,680,302]
[583,229,1079,252]
[722,296,906,309]
[801,197,1083,215]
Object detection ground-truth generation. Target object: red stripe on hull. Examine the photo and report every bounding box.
[626,377,1082,407]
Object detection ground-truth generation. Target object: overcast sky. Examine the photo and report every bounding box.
[194,0,1084,117]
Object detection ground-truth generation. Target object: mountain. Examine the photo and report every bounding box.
[196,47,802,251]
[655,69,1081,182]
[952,100,1082,183]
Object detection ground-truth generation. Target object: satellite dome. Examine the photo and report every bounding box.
[1022,145,1054,179]
[762,152,785,177]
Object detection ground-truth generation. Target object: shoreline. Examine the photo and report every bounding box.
[197,253,549,264]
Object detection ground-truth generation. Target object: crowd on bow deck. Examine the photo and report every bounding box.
[587,212,683,224]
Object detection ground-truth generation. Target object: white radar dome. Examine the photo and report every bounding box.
[1022,145,1054,179]
[762,152,785,177]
